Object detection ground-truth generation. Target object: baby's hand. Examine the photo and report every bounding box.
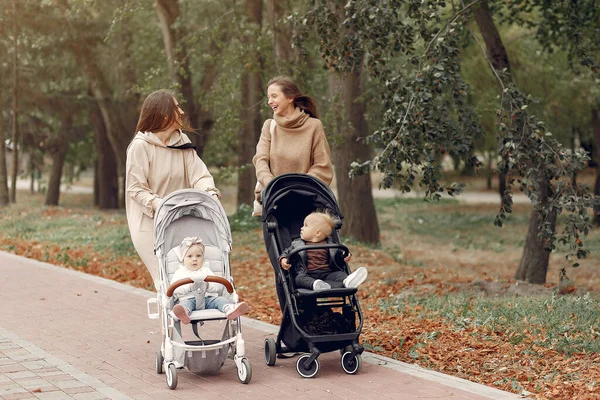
[344,253,352,263]
[191,269,209,283]
[280,258,291,270]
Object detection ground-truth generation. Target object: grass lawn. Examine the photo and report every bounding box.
[0,187,598,399]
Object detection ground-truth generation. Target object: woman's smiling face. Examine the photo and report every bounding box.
[267,84,294,117]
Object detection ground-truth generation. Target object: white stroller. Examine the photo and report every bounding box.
[146,189,251,389]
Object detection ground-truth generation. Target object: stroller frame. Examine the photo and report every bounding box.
[146,189,251,389]
[259,174,365,378]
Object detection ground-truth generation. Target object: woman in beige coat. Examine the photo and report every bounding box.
[126,89,220,289]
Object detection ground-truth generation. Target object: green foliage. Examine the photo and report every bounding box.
[500,0,600,72]
[0,198,137,259]
[301,1,484,199]
[297,0,600,270]
[228,204,261,231]
[385,292,600,355]
[493,74,599,262]
[376,196,600,255]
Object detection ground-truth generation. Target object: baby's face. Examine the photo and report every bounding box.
[183,245,204,271]
[300,214,324,242]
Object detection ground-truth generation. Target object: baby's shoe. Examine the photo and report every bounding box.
[224,302,250,320]
[312,279,331,291]
[343,267,368,288]
[170,304,191,324]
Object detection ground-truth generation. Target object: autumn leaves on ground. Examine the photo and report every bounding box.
[1,194,599,400]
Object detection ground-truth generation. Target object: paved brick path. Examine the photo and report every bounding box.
[0,251,524,400]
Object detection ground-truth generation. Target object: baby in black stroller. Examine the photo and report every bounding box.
[279,211,368,291]
[260,173,366,378]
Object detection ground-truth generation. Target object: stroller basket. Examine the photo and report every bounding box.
[183,340,229,375]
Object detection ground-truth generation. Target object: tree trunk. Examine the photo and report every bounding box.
[473,1,510,200]
[194,27,231,155]
[485,151,493,190]
[90,101,119,209]
[237,0,263,208]
[64,38,130,176]
[29,154,35,193]
[571,128,579,186]
[0,89,8,207]
[155,0,205,155]
[268,0,296,75]
[328,70,380,245]
[45,117,72,206]
[53,1,131,206]
[114,11,142,151]
[474,0,555,284]
[592,107,600,225]
[514,175,557,284]
[498,171,507,197]
[9,0,19,204]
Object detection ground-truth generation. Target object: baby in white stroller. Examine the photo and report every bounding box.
[170,236,249,323]
[147,188,252,389]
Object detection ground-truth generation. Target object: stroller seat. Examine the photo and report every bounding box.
[166,244,233,321]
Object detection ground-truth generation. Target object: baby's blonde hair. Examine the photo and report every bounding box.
[310,210,336,238]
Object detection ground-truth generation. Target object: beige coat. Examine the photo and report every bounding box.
[252,107,333,199]
[125,130,219,288]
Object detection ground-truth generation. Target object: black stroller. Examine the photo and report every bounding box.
[260,173,364,378]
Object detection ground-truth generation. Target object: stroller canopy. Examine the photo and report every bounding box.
[154,189,232,256]
[261,173,343,222]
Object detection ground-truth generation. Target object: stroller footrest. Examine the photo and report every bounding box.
[189,309,227,320]
[295,287,357,297]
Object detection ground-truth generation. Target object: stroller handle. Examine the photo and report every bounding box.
[286,243,350,260]
[166,276,234,297]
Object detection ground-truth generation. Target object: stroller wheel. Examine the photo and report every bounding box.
[264,338,277,366]
[296,354,319,378]
[237,358,252,384]
[341,352,362,375]
[155,351,164,374]
[339,345,353,356]
[166,363,178,389]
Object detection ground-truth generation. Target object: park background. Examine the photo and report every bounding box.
[0,1,599,399]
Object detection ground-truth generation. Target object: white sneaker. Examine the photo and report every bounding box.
[224,302,250,320]
[343,267,368,288]
[312,279,331,290]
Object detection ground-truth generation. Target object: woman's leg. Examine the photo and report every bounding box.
[131,228,160,289]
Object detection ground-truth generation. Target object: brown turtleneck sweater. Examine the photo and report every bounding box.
[252,107,334,197]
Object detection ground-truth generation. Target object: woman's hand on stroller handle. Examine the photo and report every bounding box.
[167,276,234,297]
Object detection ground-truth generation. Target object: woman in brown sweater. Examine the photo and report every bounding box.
[252,75,333,207]
[252,76,334,319]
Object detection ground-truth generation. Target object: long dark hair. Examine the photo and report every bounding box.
[267,76,319,119]
[135,89,193,135]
